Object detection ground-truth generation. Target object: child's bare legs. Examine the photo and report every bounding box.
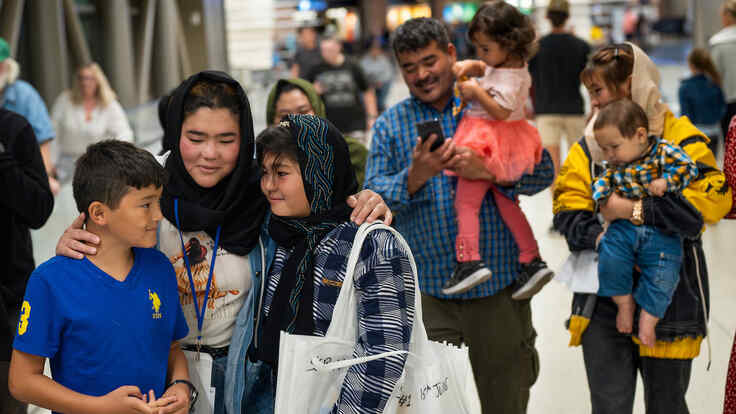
[638,309,659,347]
[611,294,635,334]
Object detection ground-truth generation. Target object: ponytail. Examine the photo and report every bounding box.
[688,48,722,86]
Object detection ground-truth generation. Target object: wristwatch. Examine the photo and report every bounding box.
[166,379,198,412]
[630,199,644,226]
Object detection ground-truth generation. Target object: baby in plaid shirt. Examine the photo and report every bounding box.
[592,100,698,347]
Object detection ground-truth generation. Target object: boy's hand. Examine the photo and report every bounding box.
[150,387,186,414]
[647,178,667,196]
[98,386,158,414]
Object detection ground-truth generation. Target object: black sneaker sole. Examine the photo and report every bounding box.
[441,268,492,295]
[511,268,554,300]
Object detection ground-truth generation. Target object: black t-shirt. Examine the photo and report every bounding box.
[529,33,591,115]
[294,46,324,79]
[306,59,369,133]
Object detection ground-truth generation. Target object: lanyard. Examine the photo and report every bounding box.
[174,199,221,358]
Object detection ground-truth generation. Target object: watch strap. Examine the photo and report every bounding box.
[166,379,198,411]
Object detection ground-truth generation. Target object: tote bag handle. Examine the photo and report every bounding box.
[325,222,429,345]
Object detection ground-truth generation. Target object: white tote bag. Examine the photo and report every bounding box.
[274,223,482,414]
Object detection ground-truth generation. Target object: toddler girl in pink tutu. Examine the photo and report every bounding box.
[442,1,553,298]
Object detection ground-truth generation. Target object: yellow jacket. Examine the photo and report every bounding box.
[554,111,732,358]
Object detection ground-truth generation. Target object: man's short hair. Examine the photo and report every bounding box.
[73,140,167,214]
[391,17,450,57]
[546,10,569,27]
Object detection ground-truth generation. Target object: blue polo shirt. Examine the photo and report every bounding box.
[2,80,55,143]
[13,248,188,407]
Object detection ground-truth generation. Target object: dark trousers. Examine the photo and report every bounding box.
[1,306,26,414]
[581,310,692,414]
[422,287,539,414]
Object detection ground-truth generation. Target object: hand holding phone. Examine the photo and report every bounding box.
[416,120,445,152]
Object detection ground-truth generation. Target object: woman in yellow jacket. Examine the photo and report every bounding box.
[553,43,732,413]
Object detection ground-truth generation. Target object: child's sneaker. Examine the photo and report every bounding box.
[442,261,492,295]
[511,257,554,300]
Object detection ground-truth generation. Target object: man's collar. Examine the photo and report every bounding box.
[1,80,17,103]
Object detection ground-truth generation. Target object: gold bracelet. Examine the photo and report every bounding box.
[631,199,644,225]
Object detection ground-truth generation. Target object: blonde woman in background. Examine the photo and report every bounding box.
[51,62,133,181]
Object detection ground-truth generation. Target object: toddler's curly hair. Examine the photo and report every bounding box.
[468,1,537,61]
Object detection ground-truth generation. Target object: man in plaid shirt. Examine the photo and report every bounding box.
[364,18,554,413]
[592,99,699,348]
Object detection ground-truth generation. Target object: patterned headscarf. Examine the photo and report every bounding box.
[258,114,357,363]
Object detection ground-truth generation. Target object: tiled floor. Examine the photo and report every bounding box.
[28,63,734,413]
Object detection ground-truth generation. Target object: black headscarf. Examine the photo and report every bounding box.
[159,71,267,255]
[257,114,358,365]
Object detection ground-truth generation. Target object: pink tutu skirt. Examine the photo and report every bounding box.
[451,115,542,182]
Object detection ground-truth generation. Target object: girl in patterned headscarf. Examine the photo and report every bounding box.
[252,114,415,413]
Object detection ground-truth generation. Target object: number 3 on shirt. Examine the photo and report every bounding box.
[18,301,30,335]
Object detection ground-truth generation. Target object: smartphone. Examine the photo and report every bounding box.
[416,120,445,152]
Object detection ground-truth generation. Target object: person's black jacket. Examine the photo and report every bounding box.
[0,109,54,336]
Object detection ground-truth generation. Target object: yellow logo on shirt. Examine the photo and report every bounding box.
[18,301,30,335]
[149,289,162,319]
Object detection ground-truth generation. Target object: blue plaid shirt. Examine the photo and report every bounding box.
[364,95,554,299]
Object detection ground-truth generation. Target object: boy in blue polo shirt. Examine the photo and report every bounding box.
[9,140,192,414]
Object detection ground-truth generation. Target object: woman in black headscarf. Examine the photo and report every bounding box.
[252,114,415,413]
[55,72,392,414]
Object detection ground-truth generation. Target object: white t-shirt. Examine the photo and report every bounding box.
[157,219,252,348]
[51,91,134,156]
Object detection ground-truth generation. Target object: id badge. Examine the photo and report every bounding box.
[183,350,216,413]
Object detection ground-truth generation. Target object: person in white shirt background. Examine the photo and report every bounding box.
[51,62,133,182]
